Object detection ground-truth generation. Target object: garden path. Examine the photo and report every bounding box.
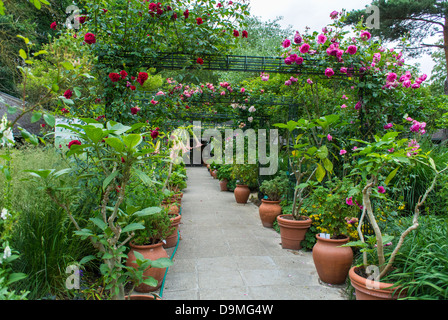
[160,166,347,300]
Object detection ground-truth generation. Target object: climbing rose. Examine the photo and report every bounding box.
[360,31,371,41]
[63,89,73,99]
[346,45,357,55]
[68,140,82,149]
[151,129,159,139]
[346,197,354,206]
[109,73,121,82]
[197,57,204,65]
[84,33,96,44]
[294,32,302,44]
[282,39,291,48]
[378,186,386,194]
[327,134,332,141]
[330,10,339,19]
[131,106,141,115]
[120,70,128,79]
[50,22,57,30]
[325,68,334,77]
[296,56,304,65]
[61,108,69,114]
[339,149,347,155]
[196,17,203,25]
[77,16,87,24]
[307,78,313,84]
[233,29,240,37]
[183,9,189,18]
[317,34,327,44]
[384,123,393,129]
[137,72,149,85]
[242,30,248,38]
[386,72,397,82]
[300,43,310,54]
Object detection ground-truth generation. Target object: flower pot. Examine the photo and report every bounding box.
[259,199,282,228]
[219,179,228,191]
[162,201,179,215]
[234,184,251,204]
[126,241,169,293]
[312,234,353,284]
[349,266,406,300]
[212,170,218,179]
[125,294,161,300]
[164,213,181,249]
[277,214,312,250]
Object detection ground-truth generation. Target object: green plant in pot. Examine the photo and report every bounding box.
[217,164,232,191]
[308,177,358,285]
[126,208,174,293]
[273,115,338,249]
[258,174,289,228]
[231,163,258,204]
[342,131,448,300]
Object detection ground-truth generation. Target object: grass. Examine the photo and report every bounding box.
[1,145,97,299]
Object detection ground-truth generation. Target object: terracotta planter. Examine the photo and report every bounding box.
[349,266,407,300]
[162,201,179,215]
[126,242,169,293]
[277,214,312,250]
[125,294,161,300]
[164,213,181,249]
[234,184,251,204]
[312,234,353,284]
[219,179,228,191]
[258,199,282,228]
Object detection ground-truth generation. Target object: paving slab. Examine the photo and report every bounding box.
[159,166,347,300]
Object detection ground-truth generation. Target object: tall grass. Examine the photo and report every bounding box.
[0,145,96,299]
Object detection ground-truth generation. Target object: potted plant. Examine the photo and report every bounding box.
[230,163,258,204]
[216,164,232,191]
[308,177,357,284]
[26,121,174,300]
[126,208,175,293]
[258,174,289,228]
[274,115,339,250]
[343,131,448,300]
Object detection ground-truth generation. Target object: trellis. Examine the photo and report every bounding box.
[100,52,373,233]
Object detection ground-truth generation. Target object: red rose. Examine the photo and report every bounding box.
[50,22,57,30]
[77,16,87,24]
[61,108,70,114]
[137,72,149,86]
[84,33,96,44]
[233,29,239,37]
[109,73,121,82]
[196,17,203,25]
[68,140,82,149]
[120,70,128,79]
[131,106,141,115]
[130,85,136,91]
[197,57,204,65]
[183,9,189,19]
[102,9,108,13]
[242,30,248,38]
[172,12,177,20]
[63,89,73,99]
[150,129,159,139]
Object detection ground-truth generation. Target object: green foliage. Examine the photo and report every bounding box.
[259,174,289,201]
[131,209,174,246]
[216,164,232,181]
[230,163,258,187]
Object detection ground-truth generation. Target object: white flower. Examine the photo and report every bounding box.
[3,245,11,260]
[248,117,253,122]
[0,115,15,147]
[1,208,10,220]
[248,106,256,113]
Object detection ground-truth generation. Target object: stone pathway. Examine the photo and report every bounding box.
[160,166,347,300]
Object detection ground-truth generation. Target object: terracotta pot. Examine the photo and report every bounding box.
[234,184,251,204]
[164,213,181,249]
[312,234,353,284]
[219,179,228,191]
[126,242,169,293]
[258,199,282,228]
[349,266,407,300]
[162,201,179,215]
[277,214,312,250]
[125,294,161,300]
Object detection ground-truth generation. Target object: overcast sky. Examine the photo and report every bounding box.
[247,0,436,77]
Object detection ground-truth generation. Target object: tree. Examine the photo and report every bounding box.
[346,0,448,94]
